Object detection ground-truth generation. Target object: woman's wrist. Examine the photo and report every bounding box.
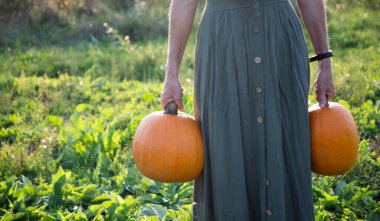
[318,58,331,67]
[165,63,180,78]
[317,58,332,75]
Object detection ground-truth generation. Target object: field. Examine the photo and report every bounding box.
[0,0,379,220]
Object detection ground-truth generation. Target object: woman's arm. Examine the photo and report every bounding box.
[161,0,199,111]
[297,0,336,108]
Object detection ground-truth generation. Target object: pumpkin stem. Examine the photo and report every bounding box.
[164,100,178,115]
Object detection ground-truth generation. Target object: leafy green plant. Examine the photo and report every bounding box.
[0,0,379,220]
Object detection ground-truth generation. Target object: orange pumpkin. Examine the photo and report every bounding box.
[132,101,204,183]
[308,102,359,176]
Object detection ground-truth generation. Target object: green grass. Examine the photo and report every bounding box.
[0,0,379,220]
[0,74,378,220]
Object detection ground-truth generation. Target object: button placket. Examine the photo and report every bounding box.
[251,3,270,218]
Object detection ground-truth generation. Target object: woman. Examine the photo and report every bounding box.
[161,0,336,220]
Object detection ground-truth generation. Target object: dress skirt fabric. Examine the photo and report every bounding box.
[192,0,315,220]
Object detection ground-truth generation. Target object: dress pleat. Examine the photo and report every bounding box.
[192,0,315,220]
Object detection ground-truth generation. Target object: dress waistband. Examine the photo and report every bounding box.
[204,0,289,13]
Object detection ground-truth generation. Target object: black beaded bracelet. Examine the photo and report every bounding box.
[309,50,333,62]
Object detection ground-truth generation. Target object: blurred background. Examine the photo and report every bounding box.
[0,0,379,220]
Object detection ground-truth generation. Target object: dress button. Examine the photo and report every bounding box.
[265,179,271,186]
[257,116,263,123]
[253,26,260,33]
[256,87,263,93]
[266,209,273,216]
[254,56,262,64]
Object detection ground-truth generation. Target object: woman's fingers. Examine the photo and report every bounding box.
[314,59,336,108]
[161,98,172,110]
[161,87,173,110]
[314,79,324,107]
[326,88,336,101]
[174,97,184,111]
[161,94,184,111]
[160,77,184,111]
[314,80,332,108]
[161,97,184,111]
[314,81,336,108]
[317,90,328,108]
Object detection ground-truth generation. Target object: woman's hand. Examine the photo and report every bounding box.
[313,58,336,108]
[161,69,184,111]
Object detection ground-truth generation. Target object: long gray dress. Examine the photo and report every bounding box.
[192,0,315,220]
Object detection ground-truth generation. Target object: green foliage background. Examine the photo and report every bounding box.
[0,0,379,220]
